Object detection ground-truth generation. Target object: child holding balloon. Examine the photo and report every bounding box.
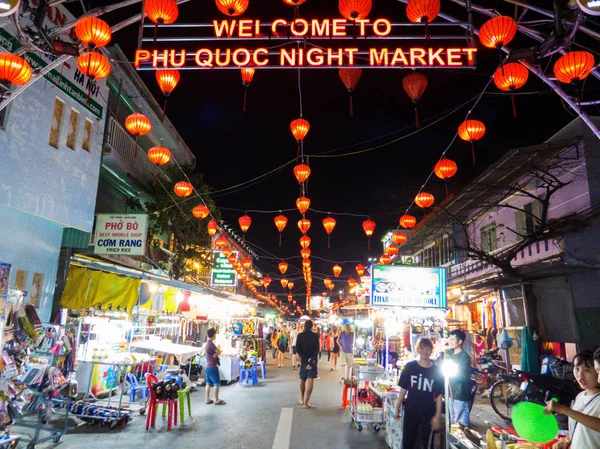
[545,349,600,449]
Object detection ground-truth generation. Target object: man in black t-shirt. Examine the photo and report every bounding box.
[296,320,320,408]
[394,338,444,448]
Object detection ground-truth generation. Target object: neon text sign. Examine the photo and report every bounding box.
[135,18,478,70]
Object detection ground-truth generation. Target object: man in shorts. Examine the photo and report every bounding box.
[204,328,225,405]
[296,320,320,408]
[337,323,355,382]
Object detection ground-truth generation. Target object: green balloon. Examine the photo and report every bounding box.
[512,402,559,443]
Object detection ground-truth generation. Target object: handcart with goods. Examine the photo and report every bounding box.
[349,359,385,432]
[52,399,132,429]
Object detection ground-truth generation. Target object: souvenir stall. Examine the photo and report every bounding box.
[369,264,448,449]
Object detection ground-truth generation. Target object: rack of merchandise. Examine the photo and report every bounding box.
[349,359,385,432]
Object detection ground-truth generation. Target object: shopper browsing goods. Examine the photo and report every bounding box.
[204,328,225,405]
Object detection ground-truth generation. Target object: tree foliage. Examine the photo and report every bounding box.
[129,165,221,280]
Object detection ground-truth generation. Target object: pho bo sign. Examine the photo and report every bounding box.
[93,214,149,256]
[371,265,447,308]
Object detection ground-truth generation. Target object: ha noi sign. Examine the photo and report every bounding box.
[135,18,477,70]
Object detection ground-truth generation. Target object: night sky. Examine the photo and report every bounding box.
[80,1,600,308]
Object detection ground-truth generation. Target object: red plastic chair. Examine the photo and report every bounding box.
[145,374,178,431]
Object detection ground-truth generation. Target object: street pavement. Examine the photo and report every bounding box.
[35,355,389,449]
[27,356,502,449]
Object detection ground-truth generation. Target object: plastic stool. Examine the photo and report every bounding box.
[239,361,258,386]
[341,384,358,409]
[145,374,178,431]
[256,361,266,379]
[177,387,192,424]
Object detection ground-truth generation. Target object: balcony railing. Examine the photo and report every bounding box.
[103,116,154,186]
[449,238,562,282]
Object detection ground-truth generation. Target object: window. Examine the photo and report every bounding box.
[66,109,80,150]
[49,98,65,148]
[82,118,93,152]
[0,103,10,130]
[515,200,542,236]
[481,222,497,253]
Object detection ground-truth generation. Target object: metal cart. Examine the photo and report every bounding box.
[349,361,385,432]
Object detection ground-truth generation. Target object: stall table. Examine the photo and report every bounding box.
[199,354,240,383]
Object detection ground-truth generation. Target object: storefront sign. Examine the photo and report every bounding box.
[93,214,149,256]
[0,2,106,118]
[210,251,237,287]
[371,265,446,308]
[135,18,477,70]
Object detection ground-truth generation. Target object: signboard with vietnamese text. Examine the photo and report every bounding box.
[135,18,477,70]
[371,265,446,308]
[0,1,107,118]
[93,215,149,256]
[210,251,237,288]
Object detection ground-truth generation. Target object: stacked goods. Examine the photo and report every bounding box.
[152,379,186,400]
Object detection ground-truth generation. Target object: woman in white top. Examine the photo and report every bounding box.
[546,349,600,449]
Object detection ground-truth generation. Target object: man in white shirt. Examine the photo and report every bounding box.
[291,324,300,370]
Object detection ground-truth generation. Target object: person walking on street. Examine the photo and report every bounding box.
[330,326,340,371]
[296,319,320,408]
[291,324,300,370]
[337,323,355,381]
[204,328,225,405]
[447,329,472,426]
[271,329,279,361]
[277,327,289,368]
[325,330,332,362]
[393,338,443,448]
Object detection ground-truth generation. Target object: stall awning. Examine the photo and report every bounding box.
[130,340,201,363]
[60,265,141,313]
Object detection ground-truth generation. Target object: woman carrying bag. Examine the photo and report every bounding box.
[277,328,289,368]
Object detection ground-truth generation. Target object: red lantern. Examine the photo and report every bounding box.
[328,283,335,292]
[216,0,249,16]
[322,216,337,248]
[403,72,428,128]
[362,219,376,250]
[434,158,458,197]
[333,265,342,277]
[339,0,372,21]
[262,276,272,288]
[400,214,417,229]
[274,214,288,246]
[283,0,307,5]
[302,259,312,269]
[147,146,171,185]
[240,66,255,112]
[298,218,311,234]
[293,164,311,184]
[0,53,32,86]
[355,264,365,277]
[156,70,180,120]
[296,197,311,215]
[458,120,486,164]
[76,17,112,49]
[406,0,440,38]
[242,258,252,269]
[174,181,193,197]
[385,245,399,256]
[126,113,152,159]
[288,294,293,303]
[300,235,311,249]
[494,62,529,117]
[348,278,356,288]
[339,68,362,116]
[279,261,289,275]
[215,236,227,248]
[281,278,289,288]
[479,16,517,49]
[380,254,392,265]
[192,205,210,219]
[553,51,595,85]
[239,214,252,233]
[324,278,332,287]
[145,0,179,40]
[222,246,233,257]
[415,192,435,208]
[208,219,218,236]
[77,52,111,101]
[227,255,237,265]
[392,232,407,245]
[291,118,310,142]
[301,248,311,260]
[288,281,295,290]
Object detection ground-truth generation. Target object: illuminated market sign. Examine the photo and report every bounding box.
[210,251,237,288]
[135,18,477,70]
[371,265,447,308]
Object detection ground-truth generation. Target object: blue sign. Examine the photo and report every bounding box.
[371,265,447,308]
